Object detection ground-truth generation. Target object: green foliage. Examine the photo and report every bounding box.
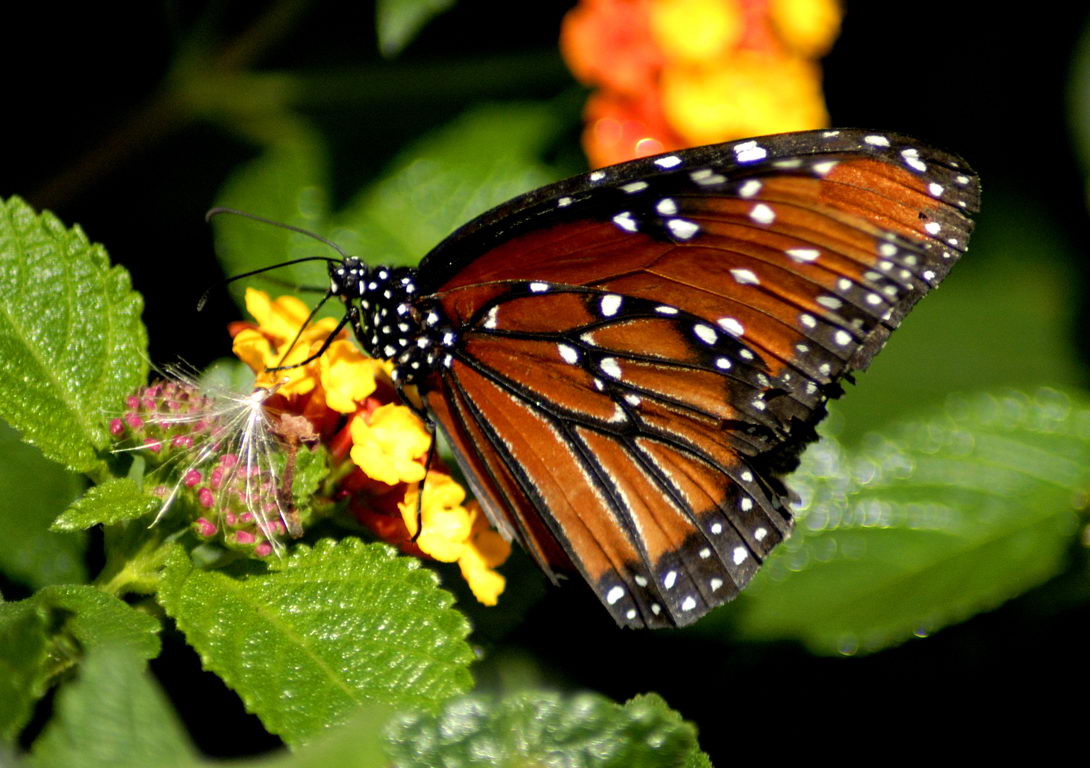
[52,478,160,532]
[29,646,197,768]
[157,540,475,746]
[376,0,456,58]
[0,197,147,475]
[0,420,86,589]
[211,103,563,312]
[385,692,705,768]
[0,585,161,740]
[731,389,1090,654]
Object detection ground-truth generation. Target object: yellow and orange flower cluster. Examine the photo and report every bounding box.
[232,289,510,605]
[561,0,841,167]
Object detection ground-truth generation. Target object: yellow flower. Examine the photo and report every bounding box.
[233,288,342,394]
[661,51,828,145]
[348,404,431,485]
[320,340,382,413]
[649,0,743,63]
[770,0,841,58]
[400,480,510,605]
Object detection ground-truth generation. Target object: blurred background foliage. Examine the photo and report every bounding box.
[4,0,1090,762]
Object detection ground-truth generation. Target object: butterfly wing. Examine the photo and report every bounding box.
[415,129,980,628]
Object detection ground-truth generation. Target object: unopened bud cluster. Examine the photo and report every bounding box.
[112,380,288,556]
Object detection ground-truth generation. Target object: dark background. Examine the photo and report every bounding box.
[5,1,1089,761]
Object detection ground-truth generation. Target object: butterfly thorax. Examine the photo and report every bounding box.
[328,257,455,386]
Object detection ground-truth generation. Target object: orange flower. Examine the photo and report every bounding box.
[561,0,842,166]
[561,0,664,95]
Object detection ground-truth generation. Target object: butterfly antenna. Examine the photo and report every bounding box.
[198,207,349,311]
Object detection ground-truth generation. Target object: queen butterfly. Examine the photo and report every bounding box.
[228,128,980,628]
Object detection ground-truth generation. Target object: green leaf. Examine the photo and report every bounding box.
[0,586,161,741]
[733,389,1090,655]
[385,691,702,768]
[52,478,160,532]
[29,646,197,768]
[0,197,148,474]
[0,596,51,743]
[212,103,563,315]
[376,0,455,57]
[263,703,393,768]
[0,419,86,589]
[334,102,561,269]
[157,539,474,746]
[211,131,333,308]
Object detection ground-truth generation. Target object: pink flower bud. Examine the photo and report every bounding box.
[198,487,215,508]
[109,418,125,436]
[194,518,217,537]
[255,542,273,557]
[183,469,202,487]
[143,437,162,454]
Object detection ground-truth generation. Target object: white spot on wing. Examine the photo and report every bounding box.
[667,218,700,239]
[655,154,682,168]
[730,268,760,285]
[738,179,762,198]
[787,248,820,262]
[656,198,678,215]
[864,134,890,147]
[621,180,649,193]
[613,211,638,232]
[718,317,744,336]
[750,203,775,225]
[734,140,767,163]
[606,586,625,604]
[558,344,580,364]
[600,294,623,316]
[600,357,622,379]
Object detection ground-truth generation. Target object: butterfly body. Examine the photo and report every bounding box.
[323,128,980,629]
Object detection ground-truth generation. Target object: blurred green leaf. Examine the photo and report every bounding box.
[385,691,703,768]
[0,420,86,589]
[157,539,474,746]
[29,646,197,768]
[0,596,51,743]
[376,0,455,58]
[211,130,333,308]
[0,197,147,474]
[730,389,1089,655]
[334,102,561,268]
[0,585,161,741]
[52,477,159,532]
[212,103,563,315]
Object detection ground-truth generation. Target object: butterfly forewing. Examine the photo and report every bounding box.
[409,128,980,627]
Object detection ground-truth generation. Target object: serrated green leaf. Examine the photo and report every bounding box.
[0,197,147,474]
[733,389,1090,655]
[157,539,473,746]
[0,586,161,742]
[29,645,196,768]
[52,477,160,532]
[0,596,51,743]
[385,691,701,768]
[0,419,86,589]
[376,0,455,57]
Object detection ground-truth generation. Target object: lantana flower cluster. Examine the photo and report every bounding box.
[109,379,288,556]
[111,289,510,606]
[231,288,512,605]
[561,0,841,167]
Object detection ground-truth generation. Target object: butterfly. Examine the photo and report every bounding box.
[225,128,980,628]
